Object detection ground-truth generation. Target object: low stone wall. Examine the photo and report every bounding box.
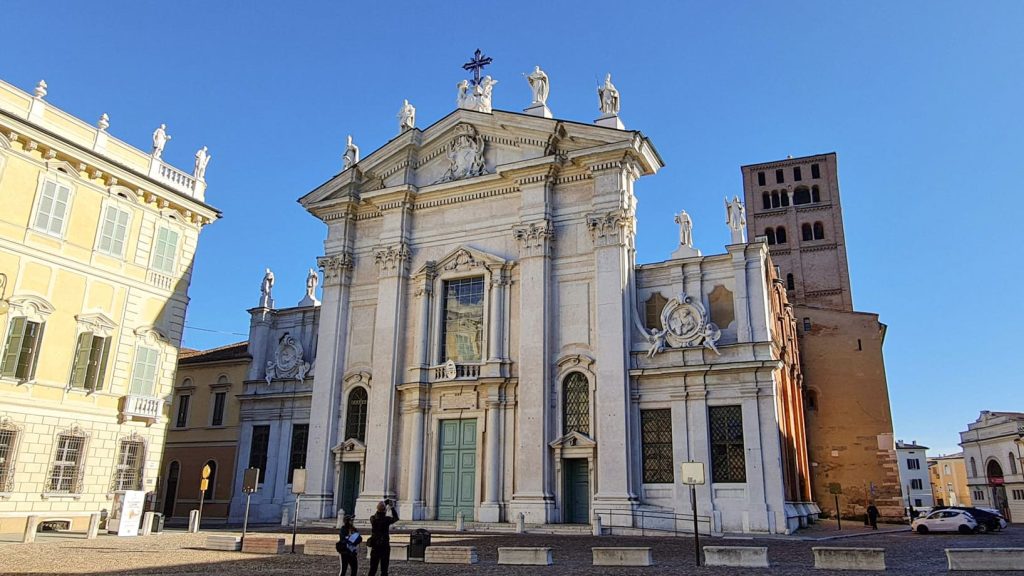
[425,546,478,564]
[241,537,286,554]
[704,546,769,568]
[812,547,885,571]
[365,543,408,561]
[205,535,241,551]
[498,547,554,565]
[592,547,653,567]
[946,548,1024,571]
[303,539,337,556]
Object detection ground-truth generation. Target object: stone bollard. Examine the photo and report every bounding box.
[188,509,201,533]
[336,509,346,529]
[22,515,40,544]
[280,507,290,527]
[456,511,465,532]
[141,512,155,536]
[515,512,526,534]
[592,514,603,536]
[87,513,101,539]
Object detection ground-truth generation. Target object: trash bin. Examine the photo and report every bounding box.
[408,528,431,561]
[151,512,164,534]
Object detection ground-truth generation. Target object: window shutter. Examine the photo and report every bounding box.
[69,332,94,389]
[23,322,44,381]
[1,317,27,378]
[90,337,111,391]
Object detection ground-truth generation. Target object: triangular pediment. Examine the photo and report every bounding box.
[549,430,597,449]
[332,438,367,455]
[420,245,508,276]
[75,312,118,332]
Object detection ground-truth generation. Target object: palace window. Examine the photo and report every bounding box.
[805,389,818,411]
[911,478,923,490]
[97,205,131,257]
[1012,489,1024,500]
[775,226,787,244]
[32,180,73,237]
[908,458,921,470]
[802,317,812,332]
[248,425,270,477]
[793,166,802,181]
[802,223,813,241]
[780,191,790,207]
[0,423,20,492]
[811,163,821,179]
[211,392,227,426]
[710,405,746,483]
[203,460,217,500]
[440,277,485,363]
[793,187,811,205]
[1,317,44,381]
[973,489,984,501]
[811,185,821,203]
[944,464,951,474]
[69,332,110,391]
[129,346,160,396]
[111,438,144,492]
[151,227,180,274]
[175,395,190,428]
[813,222,825,240]
[345,387,368,442]
[644,293,668,331]
[48,432,87,493]
[757,171,766,186]
[970,457,978,477]
[786,273,795,291]
[775,169,784,184]
[641,409,674,484]
[1009,453,1018,475]
[562,372,590,436]
[761,192,771,210]
[765,228,776,245]
[771,191,780,208]
[288,424,309,484]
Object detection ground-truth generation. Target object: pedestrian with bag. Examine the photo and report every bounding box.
[867,502,879,530]
[336,515,361,576]
[368,499,399,576]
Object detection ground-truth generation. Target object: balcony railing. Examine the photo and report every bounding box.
[119,394,163,424]
[431,360,481,382]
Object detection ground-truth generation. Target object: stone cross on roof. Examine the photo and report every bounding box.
[462,49,493,86]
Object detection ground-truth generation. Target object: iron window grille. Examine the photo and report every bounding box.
[709,405,746,483]
[0,426,19,492]
[562,372,590,436]
[49,433,87,493]
[288,424,309,484]
[640,409,674,483]
[345,387,368,442]
[440,277,485,363]
[111,439,144,491]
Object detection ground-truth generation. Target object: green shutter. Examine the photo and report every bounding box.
[1,317,27,378]
[69,332,94,389]
[21,322,44,380]
[89,337,110,391]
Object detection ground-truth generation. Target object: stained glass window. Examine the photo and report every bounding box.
[562,372,589,436]
[440,277,485,363]
[641,409,674,483]
[710,405,746,483]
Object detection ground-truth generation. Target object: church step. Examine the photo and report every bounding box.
[304,519,594,535]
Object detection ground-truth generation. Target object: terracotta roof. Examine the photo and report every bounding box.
[178,341,250,365]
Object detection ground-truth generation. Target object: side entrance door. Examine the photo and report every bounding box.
[437,419,476,521]
[162,461,179,517]
[564,458,590,524]
[340,462,360,516]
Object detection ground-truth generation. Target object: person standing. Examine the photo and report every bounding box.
[336,515,361,576]
[867,502,879,530]
[368,500,399,576]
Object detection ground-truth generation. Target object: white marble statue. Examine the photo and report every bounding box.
[397,99,416,133]
[725,195,747,244]
[526,66,549,105]
[342,135,360,170]
[457,77,498,113]
[674,210,693,247]
[598,73,620,115]
[456,80,470,108]
[194,146,211,180]
[97,113,110,131]
[297,267,321,307]
[152,124,171,159]
[260,268,275,308]
[34,80,47,99]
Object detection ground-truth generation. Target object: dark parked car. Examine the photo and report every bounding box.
[933,506,1007,533]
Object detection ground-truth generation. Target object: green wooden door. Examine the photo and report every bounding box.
[437,419,476,521]
[564,459,590,524]
[340,462,360,516]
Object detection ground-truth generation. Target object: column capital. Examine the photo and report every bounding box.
[586,209,634,247]
[513,220,554,258]
[375,242,411,278]
[318,252,353,286]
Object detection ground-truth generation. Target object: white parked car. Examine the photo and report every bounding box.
[912,509,978,534]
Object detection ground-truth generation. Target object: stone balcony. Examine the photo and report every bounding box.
[119,394,164,424]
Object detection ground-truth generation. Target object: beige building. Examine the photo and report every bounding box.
[742,153,902,519]
[159,342,248,524]
[929,453,972,507]
[960,411,1024,522]
[0,78,219,532]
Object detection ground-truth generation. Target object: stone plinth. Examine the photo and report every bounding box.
[205,535,241,551]
[303,539,338,556]
[242,536,286,554]
[366,543,408,561]
[425,546,478,564]
[703,546,769,568]
[946,548,1024,571]
[592,547,653,566]
[498,547,553,565]
[812,547,885,571]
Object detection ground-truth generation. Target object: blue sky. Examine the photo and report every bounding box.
[5,1,1022,455]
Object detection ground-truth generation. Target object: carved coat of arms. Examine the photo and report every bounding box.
[436,124,486,183]
[265,332,312,383]
[642,293,721,358]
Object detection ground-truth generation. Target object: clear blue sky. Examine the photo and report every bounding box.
[6,1,1022,455]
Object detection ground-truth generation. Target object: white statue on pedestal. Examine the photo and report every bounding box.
[397,99,416,133]
[194,146,211,180]
[527,66,549,105]
[598,74,620,115]
[342,135,359,170]
[98,113,110,131]
[260,268,275,308]
[34,80,47,99]
[725,196,747,244]
[152,124,171,160]
[674,210,693,248]
[457,76,498,113]
[298,267,321,307]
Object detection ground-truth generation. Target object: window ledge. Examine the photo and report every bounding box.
[40,492,82,500]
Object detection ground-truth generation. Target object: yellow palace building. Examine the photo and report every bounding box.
[0,78,219,533]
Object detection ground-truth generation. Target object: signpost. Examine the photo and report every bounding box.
[681,461,705,567]
[241,468,260,547]
[829,483,843,530]
[195,464,211,533]
[290,469,306,554]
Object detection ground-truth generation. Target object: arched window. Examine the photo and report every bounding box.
[801,223,813,241]
[811,185,821,203]
[793,187,811,205]
[771,191,780,208]
[813,222,825,240]
[970,457,978,477]
[562,372,590,436]
[780,191,790,207]
[786,273,795,291]
[805,389,818,411]
[775,226,787,244]
[1009,453,1018,476]
[987,459,1004,484]
[644,293,668,331]
[762,192,771,210]
[344,387,368,442]
[203,460,216,500]
[764,228,776,245]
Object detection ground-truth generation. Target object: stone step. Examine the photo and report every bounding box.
[242,536,286,555]
[498,547,554,566]
[425,546,478,564]
[592,547,653,567]
[303,539,337,556]
[205,535,241,551]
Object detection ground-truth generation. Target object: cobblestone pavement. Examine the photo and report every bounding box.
[1,525,1022,575]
